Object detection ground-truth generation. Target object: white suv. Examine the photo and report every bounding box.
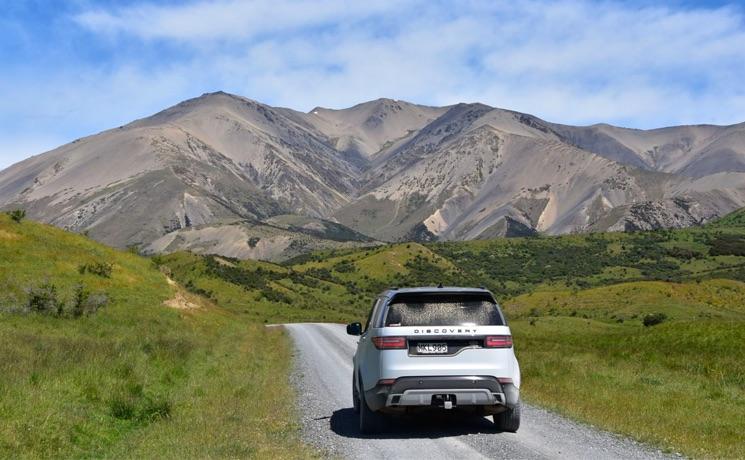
[347,287,521,434]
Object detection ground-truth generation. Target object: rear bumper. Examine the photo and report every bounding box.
[364,375,519,412]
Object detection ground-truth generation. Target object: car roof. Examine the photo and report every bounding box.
[379,286,492,298]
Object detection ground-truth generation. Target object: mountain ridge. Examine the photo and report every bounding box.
[1,90,744,259]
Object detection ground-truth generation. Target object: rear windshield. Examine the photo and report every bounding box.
[383,293,504,327]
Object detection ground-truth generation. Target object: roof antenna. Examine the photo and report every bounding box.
[437,283,443,288]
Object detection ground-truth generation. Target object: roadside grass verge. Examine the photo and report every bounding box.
[511,315,745,458]
[106,322,313,459]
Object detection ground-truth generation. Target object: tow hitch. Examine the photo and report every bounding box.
[432,394,456,409]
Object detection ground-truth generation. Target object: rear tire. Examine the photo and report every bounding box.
[493,401,521,433]
[352,373,360,413]
[358,377,384,434]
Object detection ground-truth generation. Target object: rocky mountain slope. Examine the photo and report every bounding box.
[336,103,745,240]
[144,215,378,262]
[1,91,744,259]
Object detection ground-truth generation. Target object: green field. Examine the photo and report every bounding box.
[0,214,314,458]
[154,208,745,458]
[3,207,745,458]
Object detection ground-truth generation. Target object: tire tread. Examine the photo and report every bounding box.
[493,402,521,433]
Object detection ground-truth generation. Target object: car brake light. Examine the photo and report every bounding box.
[485,335,513,348]
[497,377,513,384]
[372,336,407,349]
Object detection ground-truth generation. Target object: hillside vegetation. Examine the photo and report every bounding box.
[153,208,745,458]
[4,208,745,458]
[708,206,745,228]
[0,214,312,458]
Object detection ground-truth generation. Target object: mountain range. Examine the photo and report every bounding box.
[1,91,744,260]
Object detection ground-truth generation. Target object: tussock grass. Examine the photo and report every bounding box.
[5,206,745,458]
[512,316,745,458]
[0,215,313,458]
[151,213,745,459]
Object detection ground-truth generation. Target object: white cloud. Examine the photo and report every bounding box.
[74,0,404,41]
[181,0,745,127]
[3,0,745,169]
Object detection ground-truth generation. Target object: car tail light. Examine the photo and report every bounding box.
[497,377,513,384]
[485,335,513,348]
[372,336,407,349]
[377,379,396,385]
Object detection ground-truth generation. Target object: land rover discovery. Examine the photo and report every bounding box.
[346,286,521,434]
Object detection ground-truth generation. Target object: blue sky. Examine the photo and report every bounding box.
[1,0,745,169]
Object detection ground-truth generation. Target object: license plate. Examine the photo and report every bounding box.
[416,343,448,354]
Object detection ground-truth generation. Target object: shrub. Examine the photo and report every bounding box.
[665,247,699,260]
[709,235,745,257]
[71,284,89,317]
[83,293,109,314]
[69,283,108,316]
[184,280,211,298]
[333,260,357,273]
[306,267,334,282]
[7,209,26,223]
[261,288,291,304]
[643,312,668,327]
[78,262,113,278]
[26,282,62,315]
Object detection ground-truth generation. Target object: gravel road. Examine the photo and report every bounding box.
[284,323,675,460]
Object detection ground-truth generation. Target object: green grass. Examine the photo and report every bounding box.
[148,212,745,459]
[502,269,745,458]
[0,214,313,458]
[430,226,745,296]
[512,316,745,458]
[708,207,745,228]
[504,279,745,320]
[153,251,368,323]
[4,206,745,458]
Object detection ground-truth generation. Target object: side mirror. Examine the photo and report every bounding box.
[346,322,362,336]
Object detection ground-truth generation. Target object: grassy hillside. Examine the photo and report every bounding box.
[154,242,463,324]
[504,282,745,458]
[4,206,745,458]
[430,226,745,298]
[708,206,745,228]
[0,214,313,458]
[152,215,745,458]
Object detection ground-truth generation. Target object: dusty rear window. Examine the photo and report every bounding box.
[383,293,504,327]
